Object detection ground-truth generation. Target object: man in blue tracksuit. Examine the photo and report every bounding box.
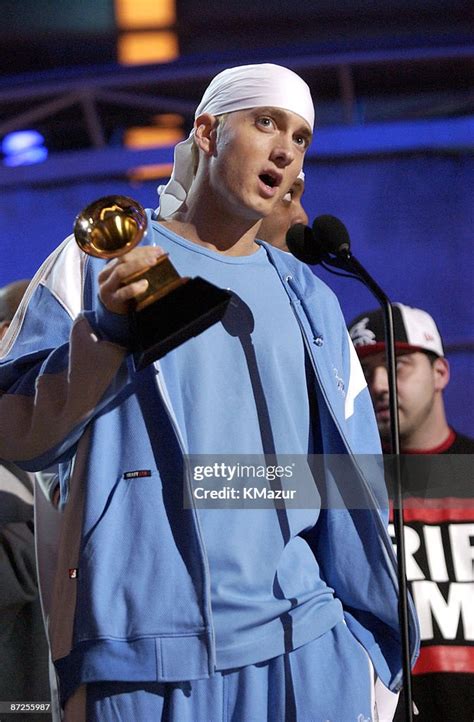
[0,64,418,721]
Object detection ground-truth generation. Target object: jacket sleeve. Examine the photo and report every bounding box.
[0,238,133,471]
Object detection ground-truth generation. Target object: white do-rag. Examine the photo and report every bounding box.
[156,63,314,219]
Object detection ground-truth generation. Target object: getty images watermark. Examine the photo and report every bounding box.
[193,461,297,498]
[183,454,473,510]
[183,454,367,510]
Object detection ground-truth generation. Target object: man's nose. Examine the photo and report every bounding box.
[369,365,389,396]
[270,138,295,168]
[292,204,308,228]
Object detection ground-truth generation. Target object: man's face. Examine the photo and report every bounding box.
[206,106,312,222]
[258,177,308,251]
[360,350,441,443]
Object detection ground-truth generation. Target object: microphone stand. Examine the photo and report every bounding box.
[323,249,414,722]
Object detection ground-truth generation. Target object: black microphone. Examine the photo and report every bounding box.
[285,223,324,264]
[285,215,350,265]
[312,214,350,256]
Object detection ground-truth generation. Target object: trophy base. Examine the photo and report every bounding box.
[132,276,232,370]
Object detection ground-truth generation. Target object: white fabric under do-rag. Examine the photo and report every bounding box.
[157,63,314,219]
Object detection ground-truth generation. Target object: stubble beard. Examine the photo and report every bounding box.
[397,394,436,448]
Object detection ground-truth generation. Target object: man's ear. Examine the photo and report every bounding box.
[433,356,450,392]
[194,113,219,156]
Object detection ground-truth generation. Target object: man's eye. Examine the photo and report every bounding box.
[282,192,292,203]
[257,116,274,129]
[294,135,307,148]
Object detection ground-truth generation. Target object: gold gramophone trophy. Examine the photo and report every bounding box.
[74,195,232,369]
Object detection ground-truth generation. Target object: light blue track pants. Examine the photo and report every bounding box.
[65,621,375,722]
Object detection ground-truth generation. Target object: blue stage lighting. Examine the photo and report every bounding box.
[1,130,48,166]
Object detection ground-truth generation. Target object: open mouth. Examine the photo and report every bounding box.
[259,171,281,189]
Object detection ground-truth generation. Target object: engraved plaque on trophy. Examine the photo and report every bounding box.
[74,195,232,369]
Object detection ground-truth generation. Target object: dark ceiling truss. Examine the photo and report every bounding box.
[0,89,196,148]
[0,43,472,151]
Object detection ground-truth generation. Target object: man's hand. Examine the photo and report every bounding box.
[98,246,165,315]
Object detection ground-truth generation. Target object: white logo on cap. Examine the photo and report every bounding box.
[350,317,376,347]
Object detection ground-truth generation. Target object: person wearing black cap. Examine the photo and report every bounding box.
[349,303,472,453]
[349,303,474,722]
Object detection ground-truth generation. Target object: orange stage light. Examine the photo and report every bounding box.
[124,126,184,148]
[115,0,176,29]
[118,31,179,65]
[128,163,174,181]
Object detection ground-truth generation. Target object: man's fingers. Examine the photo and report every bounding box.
[99,246,165,285]
[98,258,119,284]
[113,278,149,303]
[99,246,164,313]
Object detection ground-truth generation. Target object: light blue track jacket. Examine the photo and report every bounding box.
[0,220,419,703]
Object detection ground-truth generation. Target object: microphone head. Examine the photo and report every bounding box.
[286,223,325,265]
[312,214,350,255]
